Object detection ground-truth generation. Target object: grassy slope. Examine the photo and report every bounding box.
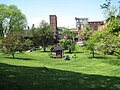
[0,49,120,90]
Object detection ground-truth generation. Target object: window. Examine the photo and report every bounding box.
[50,18,54,24]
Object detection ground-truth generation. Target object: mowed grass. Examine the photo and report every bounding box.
[0,49,120,90]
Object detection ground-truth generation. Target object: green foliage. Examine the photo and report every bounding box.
[98,30,119,55]
[60,29,77,53]
[62,29,76,39]
[98,0,120,56]
[102,5,117,19]
[79,30,93,41]
[7,5,27,32]
[0,4,27,38]
[60,39,76,53]
[59,39,66,48]
[101,0,119,19]
[99,15,120,55]
[1,32,26,58]
[85,31,101,58]
[31,20,54,51]
[67,39,76,53]
[86,37,96,58]
[106,16,120,35]
[114,48,120,59]
[86,29,119,57]
[24,39,33,51]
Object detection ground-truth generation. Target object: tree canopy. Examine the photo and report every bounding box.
[0,4,27,37]
[31,20,54,52]
[1,31,26,58]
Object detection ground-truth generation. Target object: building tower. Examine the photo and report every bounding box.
[49,15,57,34]
[75,17,88,32]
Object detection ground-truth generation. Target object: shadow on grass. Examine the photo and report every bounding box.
[65,51,84,54]
[88,56,107,59]
[0,63,120,90]
[4,57,35,60]
[39,50,51,52]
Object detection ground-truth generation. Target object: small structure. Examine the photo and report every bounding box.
[50,45,64,58]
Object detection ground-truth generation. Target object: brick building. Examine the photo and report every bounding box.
[49,15,58,35]
[88,21,104,30]
[75,17,88,32]
[75,17,104,41]
[75,17,104,31]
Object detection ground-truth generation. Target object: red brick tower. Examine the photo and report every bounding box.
[49,15,57,34]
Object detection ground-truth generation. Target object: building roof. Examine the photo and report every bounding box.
[50,45,64,51]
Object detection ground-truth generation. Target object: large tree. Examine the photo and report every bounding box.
[61,39,76,53]
[1,31,26,58]
[62,29,76,40]
[101,0,120,35]
[85,31,101,58]
[60,29,76,53]
[0,4,7,38]
[101,0,120,19]
[94,0,120,56]
[0,4,27,37]
[98,30,120,55]
[32,20,54,52]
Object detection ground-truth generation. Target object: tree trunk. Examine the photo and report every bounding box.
[12,54,15,58]
[69,49,72,53]
[92,50,95,58]
[43,47,46,52]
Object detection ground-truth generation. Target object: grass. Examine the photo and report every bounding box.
[0,48,120,90]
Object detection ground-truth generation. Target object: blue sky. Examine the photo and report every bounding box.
[0,0,119,28]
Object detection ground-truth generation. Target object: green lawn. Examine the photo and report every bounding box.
[0,49,120,90]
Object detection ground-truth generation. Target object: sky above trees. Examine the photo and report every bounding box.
[1,0,119,28]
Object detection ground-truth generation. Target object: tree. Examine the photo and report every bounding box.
[62,29,76,40]
[60,38,76,53]
[86,31,100,58]
[0,4,7,38]
[77,23,93,42]
[1,31,25,58]
[32,20,54,52]
[60,29,76,53]
[114,44,120,59]
[66,39,76,53]
[86,37,96,58]
[101,0,120,19]
[98,29,120,55]
[99,0,120,56]
[0,4,27,37]
[106,16,120,35]
[79,30,93,41]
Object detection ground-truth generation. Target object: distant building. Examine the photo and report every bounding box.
[75,17,104,41]
[49,15,58,34]
[75,17,88,32]
[75,17,104,31]
[88,21,104,30]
